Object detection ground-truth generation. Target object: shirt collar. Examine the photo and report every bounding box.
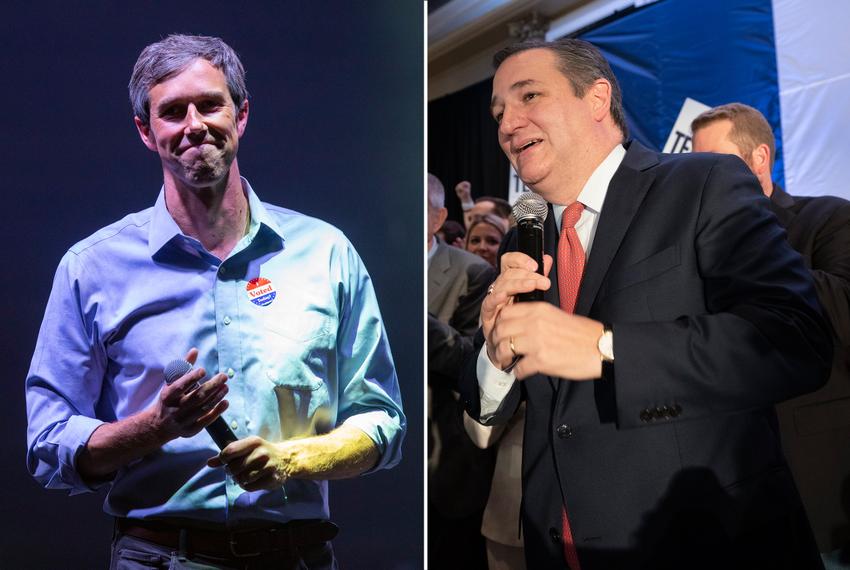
[553,143,626,226]
[147,177,285,258]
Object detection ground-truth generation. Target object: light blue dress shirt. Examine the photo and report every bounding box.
[26,179,405,526]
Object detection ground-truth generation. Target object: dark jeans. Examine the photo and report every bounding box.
[110,532,337,570]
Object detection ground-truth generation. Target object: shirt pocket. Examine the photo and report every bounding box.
[260,310,336,439]
[261,304,334,343]
[265,362,333,439]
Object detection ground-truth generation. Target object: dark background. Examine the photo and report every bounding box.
[427,79,510,226]
[1,2,423,568]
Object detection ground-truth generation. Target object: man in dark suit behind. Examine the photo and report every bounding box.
[428,174,497,568]
[460,39,832,569]
[693,102,850,566]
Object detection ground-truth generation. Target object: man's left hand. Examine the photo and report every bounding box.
[208,436,294,491]
[491,301,604,380]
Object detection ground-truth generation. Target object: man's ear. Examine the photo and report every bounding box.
[437,207,448,229]
[236,99,249,138]
[588,79,612,123]
[749,143,771,177]
[134,116,157,152]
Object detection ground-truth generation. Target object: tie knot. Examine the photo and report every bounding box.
[562,201,584,230]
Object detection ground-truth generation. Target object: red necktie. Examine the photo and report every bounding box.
[557,201,585,569]
[558,202,585,314]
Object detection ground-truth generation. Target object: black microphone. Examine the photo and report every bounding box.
[512,192,549,302]
[163,359,238,450]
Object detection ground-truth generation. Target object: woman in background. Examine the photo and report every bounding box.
[466,214,508,267]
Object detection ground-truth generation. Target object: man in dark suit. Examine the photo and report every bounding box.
[428,174,497,568]
[693,102,850,566]
[460,39,832,569]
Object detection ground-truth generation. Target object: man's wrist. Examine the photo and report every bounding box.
[597,323,614,362]
[140,407,175,447]
[485,342,499,368]
[273,441,299,479]
[597,323,614,381]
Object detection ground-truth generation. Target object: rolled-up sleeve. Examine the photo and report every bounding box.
[334,240,405,473]
[26,250,109,494]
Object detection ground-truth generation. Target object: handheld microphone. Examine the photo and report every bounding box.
[163,359,238,450]
[512,192,548,302]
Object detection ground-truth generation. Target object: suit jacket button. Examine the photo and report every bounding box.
[549,527,561,543]
[556,424,573,439]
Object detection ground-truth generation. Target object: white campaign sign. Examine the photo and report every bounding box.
[662,97,711,154]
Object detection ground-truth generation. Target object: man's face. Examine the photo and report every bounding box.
[692,119,747,164]
[427,204,447,244]
[491,49,599,199]
[468,200,495,221]
[135,58,248,188]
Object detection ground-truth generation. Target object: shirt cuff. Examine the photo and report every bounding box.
[341,410,404,474]
[55,415,109,495]
[477,345,516,419]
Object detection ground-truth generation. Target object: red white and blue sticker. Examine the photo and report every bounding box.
[246,277,276,307]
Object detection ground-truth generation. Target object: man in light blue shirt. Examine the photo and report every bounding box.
[25,34,404,569]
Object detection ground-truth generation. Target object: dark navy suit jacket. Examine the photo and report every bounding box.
[461,141,832,569]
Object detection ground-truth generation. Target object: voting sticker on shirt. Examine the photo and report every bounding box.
[246,277,277,307]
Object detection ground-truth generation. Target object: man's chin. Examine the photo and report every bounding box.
[517,173,543,192]
[177,161,230,187]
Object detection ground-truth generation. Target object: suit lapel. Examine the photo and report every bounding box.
[543,203,560,308]
[553,142,658,406]
[575,143,658,316]
[542,204,560,393]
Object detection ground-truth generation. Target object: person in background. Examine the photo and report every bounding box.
[428,173,497,570]
[464,403,527,570]
[466,213,509,267]
[438,219,467,248]
[455,180,513,229]
[692,102,850,568]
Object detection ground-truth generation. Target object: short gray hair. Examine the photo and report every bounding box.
[428,174,445,209]
[129,34,249,125]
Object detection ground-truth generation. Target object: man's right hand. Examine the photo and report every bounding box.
[455,180,473,204]
[482,252,552,369]
[149,347,230,441]
[78,347,229,482]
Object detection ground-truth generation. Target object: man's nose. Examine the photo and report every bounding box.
[184,105,207,136]
[498,105,525,136]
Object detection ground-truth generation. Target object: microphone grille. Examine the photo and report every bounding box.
[164,359,193,385]
[512,192,548,223]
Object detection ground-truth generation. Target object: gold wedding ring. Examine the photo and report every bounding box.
[510,337,517,357]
